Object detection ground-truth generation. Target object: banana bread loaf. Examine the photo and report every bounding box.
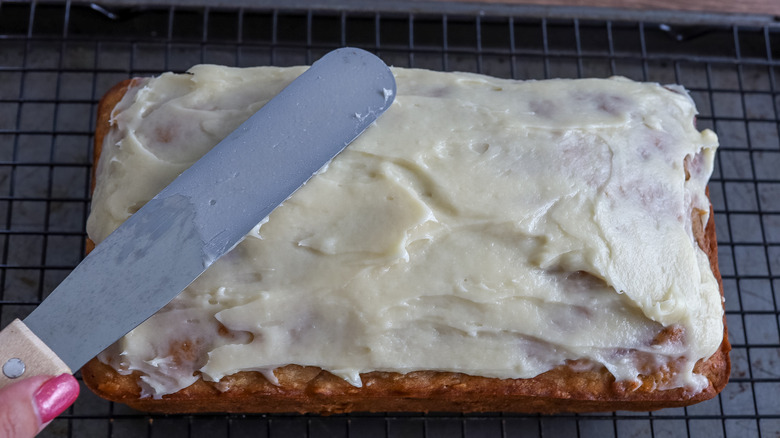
[81,66,729,413]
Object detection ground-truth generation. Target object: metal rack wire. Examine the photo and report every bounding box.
[0,1,778,437]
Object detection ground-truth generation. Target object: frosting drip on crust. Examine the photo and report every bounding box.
[87,66,721,398]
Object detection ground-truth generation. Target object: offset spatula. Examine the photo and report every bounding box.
[0,47,396,388]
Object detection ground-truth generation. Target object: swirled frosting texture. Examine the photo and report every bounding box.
[88,65,721,398]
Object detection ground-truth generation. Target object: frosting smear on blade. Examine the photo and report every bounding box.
[88,65,721,399]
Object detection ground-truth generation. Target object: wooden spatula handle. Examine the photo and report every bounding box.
[0,319,71,389]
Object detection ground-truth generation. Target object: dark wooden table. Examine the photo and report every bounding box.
[429,0,780,19]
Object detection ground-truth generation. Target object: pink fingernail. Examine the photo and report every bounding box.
[33,374,80,424]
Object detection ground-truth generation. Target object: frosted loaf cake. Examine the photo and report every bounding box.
[82,65,729,413]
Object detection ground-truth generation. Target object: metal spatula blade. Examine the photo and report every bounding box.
[0,47,396,386]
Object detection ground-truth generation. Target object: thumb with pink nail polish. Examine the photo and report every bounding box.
[0,374,79,437]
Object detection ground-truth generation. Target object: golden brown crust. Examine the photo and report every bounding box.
[92,79,133,193]
[86,79,134,254]
[81,79,730,414]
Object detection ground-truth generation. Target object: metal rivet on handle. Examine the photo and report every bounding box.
[2,358,25,379]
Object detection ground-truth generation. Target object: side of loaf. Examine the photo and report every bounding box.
[82,67,729,414]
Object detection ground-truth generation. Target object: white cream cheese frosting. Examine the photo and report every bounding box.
[88,65,722,399]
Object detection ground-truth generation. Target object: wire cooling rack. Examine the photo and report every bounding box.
[0,1,779,437]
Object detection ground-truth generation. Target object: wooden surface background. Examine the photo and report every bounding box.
[430,0,780,17]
